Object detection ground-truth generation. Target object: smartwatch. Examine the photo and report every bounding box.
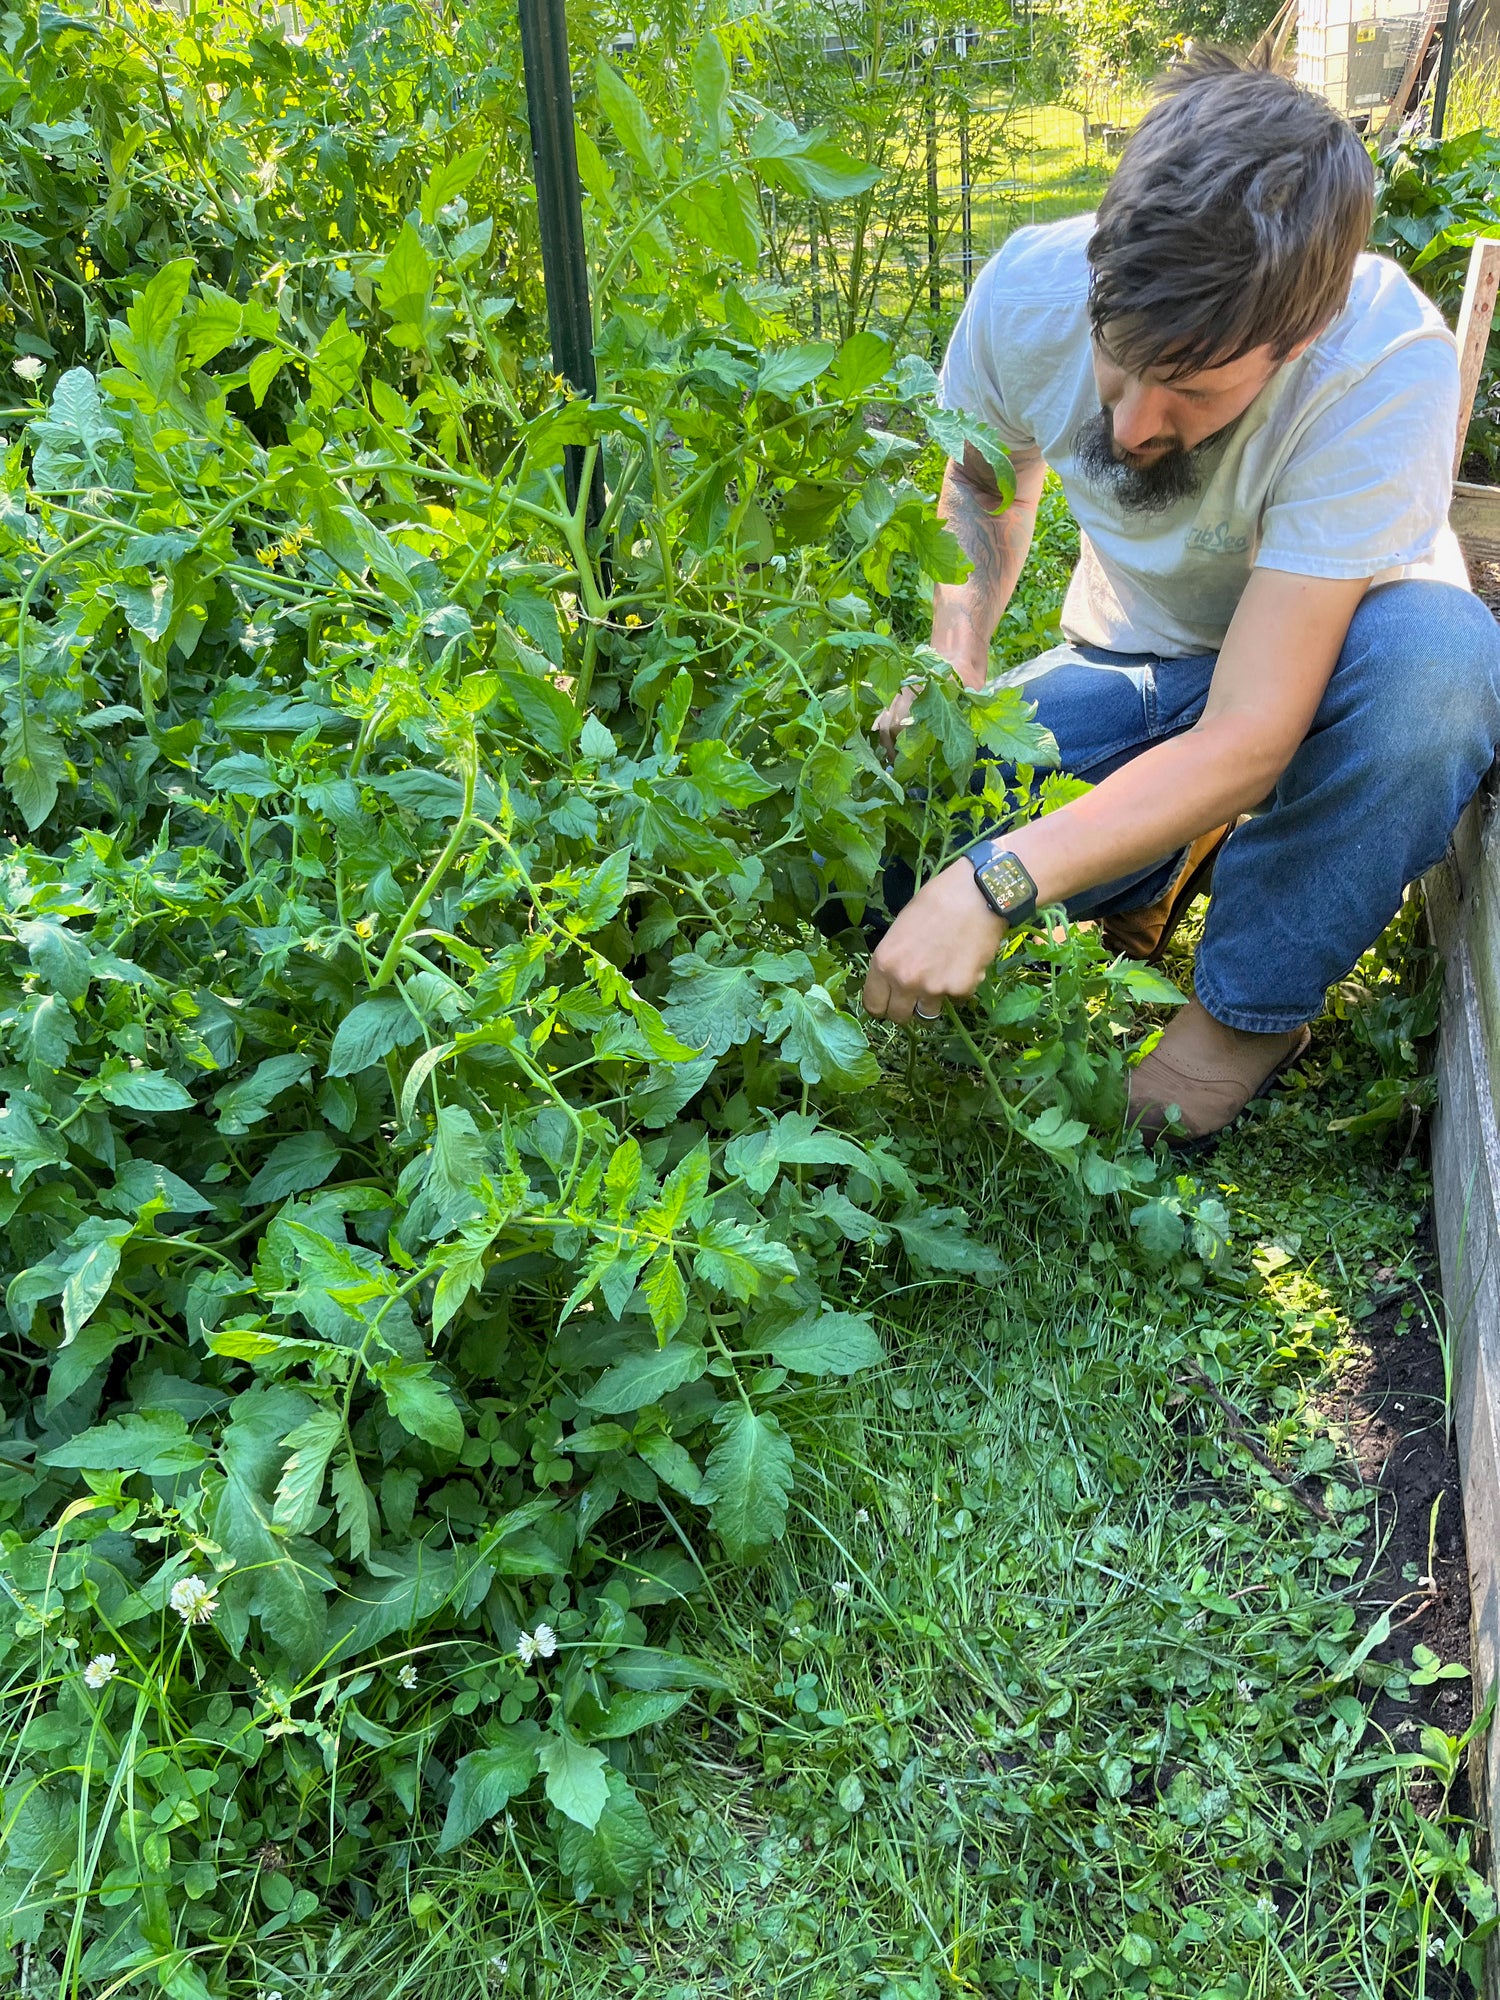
[966,837,1039,925]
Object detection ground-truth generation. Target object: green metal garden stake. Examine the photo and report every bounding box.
[517,0,606,536]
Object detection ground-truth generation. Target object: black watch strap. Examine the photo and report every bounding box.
[967,838,1039,924]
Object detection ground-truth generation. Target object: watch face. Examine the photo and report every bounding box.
[976,853,1034,915]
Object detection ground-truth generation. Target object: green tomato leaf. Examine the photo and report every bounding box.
[661,953,763,1057]
[1114,962,1189,1005]
[61,1222,130,1340]
[438,1725,542,1850]
[827,329,892,399]
[640,1246,687,1337]
[636,1433,705,1500]
[327,997,423,1076]
[329,1452,374,1564]
[571,848,632,931]
[99,1069,195,1112]
[246,1130,341,1204]
[376,219,436,319]
[922,403,1015,498]
[214,1054,315,1133]
[700,1404,795,1562]
[893,1207,1003,1278]
[595,60,664,178]
[762,985,878,1090]
[3,714,67,831]
[499,668,581,759]
[419,144,487,225]
[209,1387,328,1670]
[273,1409,342,1534]
[15,918,92,1001]
[766,1311,884,1377]
[44,1411,207,1476]
[692,1219,798,1301]
[722,1110,872,1197]
[580,1342,708,1415]
[377,1360,465,1455]
[748,113,880,199]
[756,342,835,400]
[691,33,730,144]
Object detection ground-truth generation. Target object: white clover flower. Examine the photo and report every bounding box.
[82,1652,117,1690]
[1256,1894,1275,1915]
[855,1508,870,1526]
[516,1622,557,1666]
[397,1662,418,1689]
[832,1580,852,1601]
[11,356,45,384]
[169,1576,218,1625]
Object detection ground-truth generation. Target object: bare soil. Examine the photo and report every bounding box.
[1320,1236,1474,1798]
[1471,559,1500,620]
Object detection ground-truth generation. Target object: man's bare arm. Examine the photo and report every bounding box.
[864,568,1370,1023]
[931,444,1046,685]
[875,444,1045,752]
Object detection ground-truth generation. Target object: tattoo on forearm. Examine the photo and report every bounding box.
[932,461,1037,671]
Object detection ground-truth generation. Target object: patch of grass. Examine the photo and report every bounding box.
[965,100,1129,249]
[793,97,1131,335]
[267,919,1493,2000]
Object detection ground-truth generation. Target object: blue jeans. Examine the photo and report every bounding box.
[1012,580,1500,1031]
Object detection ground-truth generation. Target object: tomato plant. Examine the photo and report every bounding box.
[0,1,1211,1980]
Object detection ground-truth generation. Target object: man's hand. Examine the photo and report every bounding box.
[874,684,918,759]
[862,859,1006,1023]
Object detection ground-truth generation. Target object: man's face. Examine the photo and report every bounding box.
[1091,329,1292,459]
[1073,331,1309,513]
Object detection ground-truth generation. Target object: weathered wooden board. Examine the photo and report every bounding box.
[1453,244,1500,479]
[1426,245,1500,1952]
[1429,790,1500,1938]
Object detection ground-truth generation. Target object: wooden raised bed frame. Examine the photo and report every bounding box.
[1425,235,1500,1979]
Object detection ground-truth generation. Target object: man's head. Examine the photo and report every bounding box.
[1080,50,1374,507]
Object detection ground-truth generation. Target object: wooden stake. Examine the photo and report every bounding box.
[1452,237,1500,478]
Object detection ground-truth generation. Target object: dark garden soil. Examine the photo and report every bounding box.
[1471,560,1500,620]
[1321,1229,1475,1803]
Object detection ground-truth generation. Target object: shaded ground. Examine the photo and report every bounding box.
[1471,559,1500,619]
[1325,1245,1476,1820]
[237,935,1497,2000]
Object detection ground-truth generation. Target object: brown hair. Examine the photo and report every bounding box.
[1087,49,1375,379]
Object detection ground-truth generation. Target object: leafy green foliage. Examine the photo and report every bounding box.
[1373,127,1500,475]
[0,0,1259,1981]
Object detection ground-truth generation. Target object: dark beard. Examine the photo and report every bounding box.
[1072,406,1231,515]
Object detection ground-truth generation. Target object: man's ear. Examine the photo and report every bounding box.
[1281,326,1329,364]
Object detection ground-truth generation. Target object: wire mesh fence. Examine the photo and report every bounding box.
[785,0,1500,343]
[262,0,1500,345]
[760,22,1141,346]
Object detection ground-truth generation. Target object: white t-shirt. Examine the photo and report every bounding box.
[939,213,1467,657]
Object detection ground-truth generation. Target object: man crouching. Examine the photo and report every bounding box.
[863,50,1500,1142]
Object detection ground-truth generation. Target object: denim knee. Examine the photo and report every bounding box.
[1339,580,1500,769]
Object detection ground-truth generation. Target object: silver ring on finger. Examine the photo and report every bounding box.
[913,1004,943,1022]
